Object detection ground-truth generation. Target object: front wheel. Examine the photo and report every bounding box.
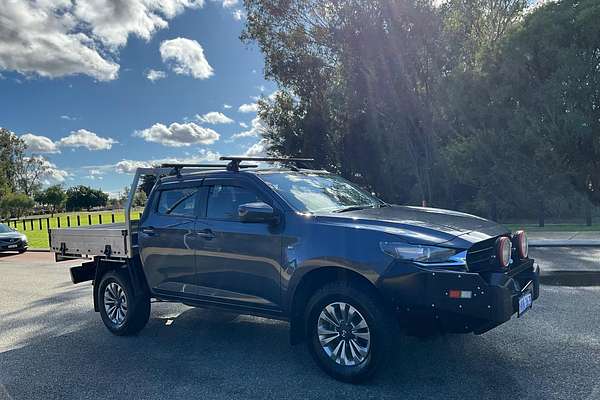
[97,270,150,336]
[305,281,397,383]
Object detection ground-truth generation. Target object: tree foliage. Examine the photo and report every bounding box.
[65,185,109,211]
[35,185,67,216]
[0,192,35,219]
[243,0,599,219]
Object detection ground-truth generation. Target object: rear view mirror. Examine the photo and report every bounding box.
[238,202,277,223]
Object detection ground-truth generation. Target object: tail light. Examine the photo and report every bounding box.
[514,230,528,259]
[495,237,511,268]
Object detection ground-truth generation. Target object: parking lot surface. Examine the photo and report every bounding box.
[1,251,599,400]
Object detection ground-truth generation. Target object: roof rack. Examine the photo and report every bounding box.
[219,156,315,171]
[160,163,257,176]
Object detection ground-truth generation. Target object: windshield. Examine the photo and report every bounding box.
[0,224,13,233]
[259,172,384,213]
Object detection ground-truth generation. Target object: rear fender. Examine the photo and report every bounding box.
[92,257,149,312]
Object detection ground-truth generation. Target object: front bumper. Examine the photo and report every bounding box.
[378,258,539,335]
[0,240,27,252]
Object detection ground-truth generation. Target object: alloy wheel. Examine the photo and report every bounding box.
[317,302,371,366]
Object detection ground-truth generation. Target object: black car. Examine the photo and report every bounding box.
[62,158,540,383]
[0,223,28,253]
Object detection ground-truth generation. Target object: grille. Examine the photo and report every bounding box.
[466,236,499,271]
[0,238,20,244]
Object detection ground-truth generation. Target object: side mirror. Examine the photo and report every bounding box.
[238,202,277,223]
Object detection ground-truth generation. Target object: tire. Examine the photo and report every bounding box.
[305,281,397,383]
[97,270,150,336]
[18,248,26,254]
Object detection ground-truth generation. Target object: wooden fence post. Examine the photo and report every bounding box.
[30,219,34,230]
[77,215,81,226]
[22,220,26,231]
[46,218,50,231]
[67,216,71,227]
[38,218,42,230]
[99,214,103,224]
[111,214,115,223]
[88,214,92,225]
[57,216,61,228]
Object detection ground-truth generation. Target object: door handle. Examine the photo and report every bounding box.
[196,229,215,240]
[141,227,156,235]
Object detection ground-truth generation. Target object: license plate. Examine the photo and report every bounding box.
[518,292,533,317]
[7,244,17,249]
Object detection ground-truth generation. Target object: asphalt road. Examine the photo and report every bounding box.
[1,251,599,400]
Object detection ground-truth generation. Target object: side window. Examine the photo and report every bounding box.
[206,185,261,221]
[156,187,199,217]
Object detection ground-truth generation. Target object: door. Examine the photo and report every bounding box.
[139,183,202,297]
[194,180,283,312]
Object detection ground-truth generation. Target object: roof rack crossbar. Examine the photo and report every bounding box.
[159,163,256,177]
[219,156,315,171]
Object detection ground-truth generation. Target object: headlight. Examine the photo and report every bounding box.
[380,242,459,263]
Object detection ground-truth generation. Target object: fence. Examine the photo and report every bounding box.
[2,211,143,248]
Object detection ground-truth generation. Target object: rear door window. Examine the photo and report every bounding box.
[156,187,199,217]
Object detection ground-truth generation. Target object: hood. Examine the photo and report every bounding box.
[0,231,25,240]
[314,205,508,247]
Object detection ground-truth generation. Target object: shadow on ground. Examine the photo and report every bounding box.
[1,284,599,400]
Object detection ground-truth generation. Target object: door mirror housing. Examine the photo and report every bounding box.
[238,202,277,223]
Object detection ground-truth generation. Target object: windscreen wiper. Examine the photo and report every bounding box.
[332,205,374,213]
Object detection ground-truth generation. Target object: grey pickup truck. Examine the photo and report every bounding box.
[50,156,540,382]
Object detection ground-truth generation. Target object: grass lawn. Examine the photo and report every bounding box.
[5,209,144,249]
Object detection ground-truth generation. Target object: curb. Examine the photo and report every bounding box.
[529,240,600,247]
[540,270,600,287]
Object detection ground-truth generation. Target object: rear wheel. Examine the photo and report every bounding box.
[97,270,150,335]
[305,281,397,383]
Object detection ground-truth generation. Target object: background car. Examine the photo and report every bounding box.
[0,223,28,253]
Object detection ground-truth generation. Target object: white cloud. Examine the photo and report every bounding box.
[21,133,60,154]
[238,102,258,113]
[114,149,221,173]
[231,116,265,140]
[197,111,234,125]
[59,129,118,150]
[115,160,152,174]
[223,104,232,109]
[147,69,166,81]
[244,139,268,157]
[239,122,248,128]
[73,0,204,49]
[222,0,239,8]
[26,156,71,185]
[135,122,220,147]
[233,9,245,21]
[60,115,77,121]
[0,1,201,81]
[160,38,213,79]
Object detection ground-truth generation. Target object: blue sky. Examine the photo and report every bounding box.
[0,0,274,196]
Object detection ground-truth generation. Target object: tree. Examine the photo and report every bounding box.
[35,185,67,216]
[0,192,34,219]
[65,186,108,211]
[0,128,26,197]
[140,174,157,197]
[243,0,449,205]
[14,155,49,196]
